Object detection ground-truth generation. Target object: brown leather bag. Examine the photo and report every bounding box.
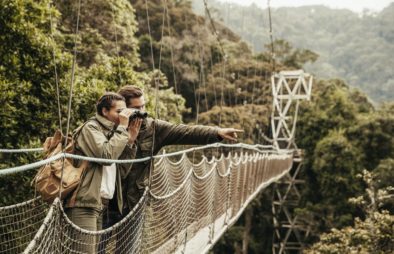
[34,125,88,203]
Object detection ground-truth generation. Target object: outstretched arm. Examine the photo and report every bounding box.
[154,119,244,149]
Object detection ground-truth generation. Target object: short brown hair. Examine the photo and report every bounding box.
[118,85,144,107]
[96,92,125,116]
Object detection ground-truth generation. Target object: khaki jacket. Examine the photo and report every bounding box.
[124,118,222,211]
[65,114,134,212]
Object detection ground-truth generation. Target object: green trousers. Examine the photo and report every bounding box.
[65,207,103,253]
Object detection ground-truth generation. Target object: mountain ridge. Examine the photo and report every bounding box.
[192,1,394,103]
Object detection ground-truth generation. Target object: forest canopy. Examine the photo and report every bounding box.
[192,0,394,103]
[0,0,392,252]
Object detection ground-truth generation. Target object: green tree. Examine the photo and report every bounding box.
[305,170,394,253]
[0,0,188,206]
[0,0,71,148]
[296,79,393,244]
[55,0,140,68]
[304,130,364,233]
[346,110,394,170]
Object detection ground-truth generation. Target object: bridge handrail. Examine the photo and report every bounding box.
[0,143,289,176]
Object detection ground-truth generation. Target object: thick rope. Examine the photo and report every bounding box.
[0,143,283,176]
[0,148,44,153]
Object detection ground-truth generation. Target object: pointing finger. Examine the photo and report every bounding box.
[225,134,237,142]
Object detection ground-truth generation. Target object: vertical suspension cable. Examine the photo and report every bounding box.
[241,67,252,144]
[145,0,156,71]
[142,5,161,246]
[193,79,201,124]
[267,0,276,73]
[209,48,218,107]
[164,1,178,95]
[144,0,157,190]
[203,0,228,159]
[260,0,276,144]
[144,0,164,190]
[218,46,226,127]
[203,7,218,108]
[52,1,83,248]
[251,67,257,106]
[158,2,167,71]
[250,66,258,142]
[64,0,82,139]
[193,31,203,124]
[202,0,226,126]
[59,0,82,199]
[203,0,226,60]
[49,3,63,134]
[111,3,123,85]
[199,44,209,112]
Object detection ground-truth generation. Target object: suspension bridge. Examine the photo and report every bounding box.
[0,0,314,253]
[0,69,312,253]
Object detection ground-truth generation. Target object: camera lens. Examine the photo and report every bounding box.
[129,110,148,121]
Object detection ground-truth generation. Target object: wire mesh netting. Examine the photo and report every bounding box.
[1,147,293,253]
[0,197,48,254]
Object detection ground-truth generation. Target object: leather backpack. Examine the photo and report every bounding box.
[33,123,89,203]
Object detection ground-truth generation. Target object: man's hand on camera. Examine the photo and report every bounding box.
[218,128,244,142]
[128,118,143,144]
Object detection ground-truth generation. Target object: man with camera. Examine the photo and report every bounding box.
[117,85,243,215]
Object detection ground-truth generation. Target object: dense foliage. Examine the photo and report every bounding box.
[0,0,392,253]
[0,0,187,205]
[305,170,394,253]
[193,0,394,103]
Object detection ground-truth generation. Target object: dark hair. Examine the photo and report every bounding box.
[118,85,144,107]
[96,92,125,116]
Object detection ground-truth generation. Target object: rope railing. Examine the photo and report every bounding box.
[0,143,277,154]
[0,143,286,176]
[0,148,44,153]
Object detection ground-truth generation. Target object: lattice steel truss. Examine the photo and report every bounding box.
[270,70,312,150]
[271,70,313,253]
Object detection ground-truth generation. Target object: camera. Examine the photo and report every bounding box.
[129,110,148,121]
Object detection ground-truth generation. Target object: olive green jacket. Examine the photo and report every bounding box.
[65,114,134,212]
[124,118,222,211]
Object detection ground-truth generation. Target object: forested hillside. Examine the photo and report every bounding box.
[193,1,394,103]
[0,0,393,252]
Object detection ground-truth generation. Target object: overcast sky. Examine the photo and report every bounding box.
[217,0,393,13]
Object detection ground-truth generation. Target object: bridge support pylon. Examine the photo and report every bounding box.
[269,70,313,253]
[272,151,309,254]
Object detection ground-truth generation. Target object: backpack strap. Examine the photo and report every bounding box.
[72,118,115,152]
[91,117,116,140]
[67,120,98,207]
[72,120,93,142]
